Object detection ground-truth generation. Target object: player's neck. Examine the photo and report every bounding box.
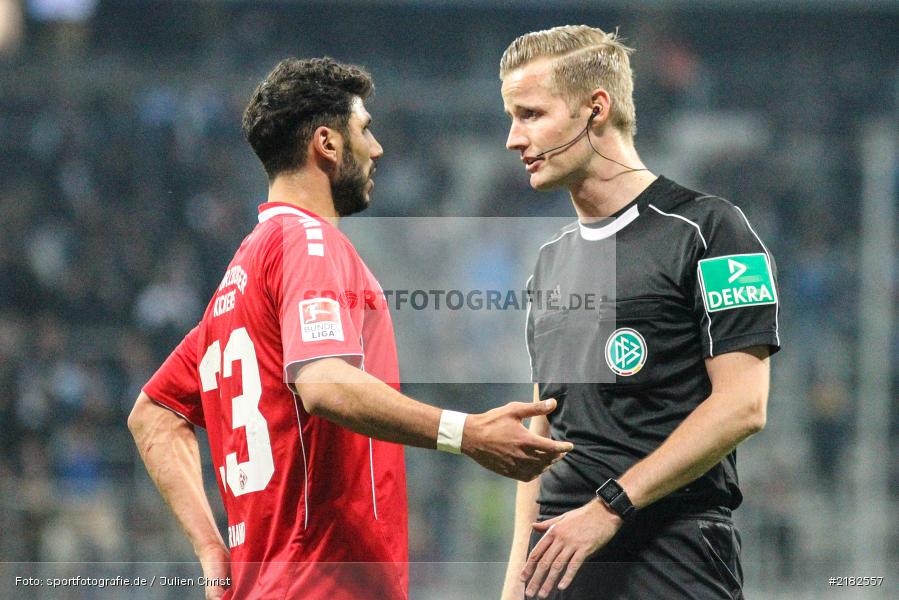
[267,170,340,225]
[568,136,656,220]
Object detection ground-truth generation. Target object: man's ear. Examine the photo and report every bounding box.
[588,88,612,125]
[310,125,341,168]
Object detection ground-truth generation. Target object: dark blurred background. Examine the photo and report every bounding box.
[0,1,896,598]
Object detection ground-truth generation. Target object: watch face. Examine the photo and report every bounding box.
[598,480,623,502]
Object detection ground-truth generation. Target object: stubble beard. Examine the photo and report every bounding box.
[331,144,372,218]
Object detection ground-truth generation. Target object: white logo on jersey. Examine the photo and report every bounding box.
[213,290,236,317]
[299,298,344,342]
[727,258,748,283]
[219,265,248,294]
[228,522,246,549]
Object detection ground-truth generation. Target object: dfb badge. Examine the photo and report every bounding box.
[605,328,647,376]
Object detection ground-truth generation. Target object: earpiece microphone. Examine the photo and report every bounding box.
[533,106,602,160]
[529,105,647,176]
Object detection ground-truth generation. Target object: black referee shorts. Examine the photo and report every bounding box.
[526,507,743,600]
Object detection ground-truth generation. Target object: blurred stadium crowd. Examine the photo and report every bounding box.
[0,2,896,598]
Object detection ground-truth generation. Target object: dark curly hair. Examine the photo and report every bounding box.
[242,57,374,181]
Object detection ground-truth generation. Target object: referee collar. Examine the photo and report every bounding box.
[578,204,639,241]
[577,176,676,241]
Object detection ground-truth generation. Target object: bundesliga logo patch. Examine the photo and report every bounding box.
[698,253,777,312]
[299,298,344,342]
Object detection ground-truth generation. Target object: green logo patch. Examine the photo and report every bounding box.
[605,328,647,376]
[698,253,777,312]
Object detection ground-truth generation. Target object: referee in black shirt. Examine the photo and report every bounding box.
[499,26,780,600]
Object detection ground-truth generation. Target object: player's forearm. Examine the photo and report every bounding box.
[618,388,765,510]
[128,393,227,558]
[294,358,442,448]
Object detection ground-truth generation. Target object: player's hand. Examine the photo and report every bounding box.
[521,501,623,598]
[462,399,573,482]
[198,544,231,600]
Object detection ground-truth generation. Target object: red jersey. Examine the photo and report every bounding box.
[143,202,408,600]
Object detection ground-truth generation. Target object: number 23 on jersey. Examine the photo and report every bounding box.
[198,327,275,496]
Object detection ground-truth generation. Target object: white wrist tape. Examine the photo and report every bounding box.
[436,410,468,454]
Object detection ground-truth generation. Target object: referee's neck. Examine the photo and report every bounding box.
[570,170,657,220]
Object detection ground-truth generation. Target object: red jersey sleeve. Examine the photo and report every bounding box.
[269,217,364,383]
[143,325,206,428]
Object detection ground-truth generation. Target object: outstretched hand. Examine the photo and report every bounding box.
[462,399,573,482]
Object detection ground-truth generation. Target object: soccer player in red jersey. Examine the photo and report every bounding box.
[127,58,572,600]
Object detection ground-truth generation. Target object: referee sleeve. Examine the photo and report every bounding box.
[690,201,781,358]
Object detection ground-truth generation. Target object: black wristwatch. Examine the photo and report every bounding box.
[595,478,636,521]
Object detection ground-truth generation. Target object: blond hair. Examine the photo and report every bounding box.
[500,25,636,137]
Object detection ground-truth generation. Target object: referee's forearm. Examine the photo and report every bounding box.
[618,390,764,510]
[510,477,541,557]
[618,348,769,509]
[500,388,545,597]
[501,461,541,599]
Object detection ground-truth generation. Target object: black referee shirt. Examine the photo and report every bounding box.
[526,176,781,514]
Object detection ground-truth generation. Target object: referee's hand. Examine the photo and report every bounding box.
[522,500,623,598]
[461,399,573,482]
